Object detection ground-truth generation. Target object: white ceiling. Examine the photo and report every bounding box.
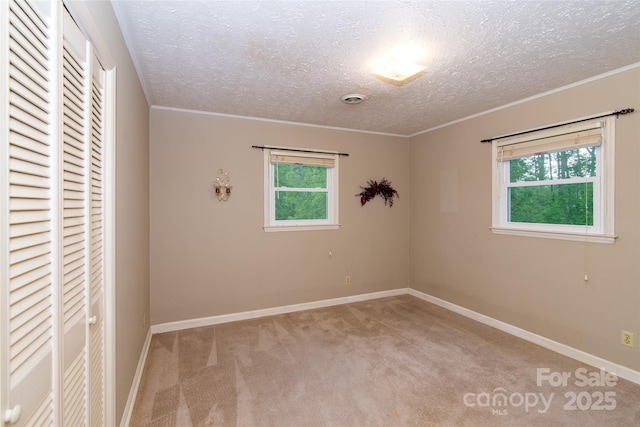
[111,1,640,136]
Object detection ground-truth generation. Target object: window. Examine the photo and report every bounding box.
[264,148,339,231]
[491,117,615,243]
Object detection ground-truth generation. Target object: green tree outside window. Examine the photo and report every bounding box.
[274,164,328,220]
[508,147,596,226]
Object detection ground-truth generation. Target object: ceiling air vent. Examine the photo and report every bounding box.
[341,94,367,105]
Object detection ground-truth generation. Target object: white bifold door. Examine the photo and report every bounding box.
[1,1,107,425]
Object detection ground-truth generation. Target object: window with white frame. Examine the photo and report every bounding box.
[264,148,339,231]
[491,116,615,243]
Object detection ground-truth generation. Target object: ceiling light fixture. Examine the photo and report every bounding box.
[372,44,428,86]
[373,57,427,86]
[341,94,367,105]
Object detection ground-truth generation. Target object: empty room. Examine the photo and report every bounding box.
[1,1,640,426]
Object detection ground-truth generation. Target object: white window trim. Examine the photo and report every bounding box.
[263,148,340,232]
[491,116,616,244]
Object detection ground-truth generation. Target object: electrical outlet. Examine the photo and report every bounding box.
[621,330,634,348]
[345,275,351,285]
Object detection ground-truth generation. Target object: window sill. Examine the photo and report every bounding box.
[490,227,616,244]
[264,224,340,233]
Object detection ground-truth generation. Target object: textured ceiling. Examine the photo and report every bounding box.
[111,1,640,136]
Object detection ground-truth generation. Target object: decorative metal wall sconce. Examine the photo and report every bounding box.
[213,169,232,201]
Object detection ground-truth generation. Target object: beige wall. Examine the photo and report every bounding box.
[79,1,151,423]
[149,69,639,374]
[71,1,639,420]
[150,108,409,325]
[408,67,640,371]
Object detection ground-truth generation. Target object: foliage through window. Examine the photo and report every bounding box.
[508,148,596,225]
[492,117,615,243]
[264,149,339,231]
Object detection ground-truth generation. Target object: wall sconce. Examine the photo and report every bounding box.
[213,169,232,201]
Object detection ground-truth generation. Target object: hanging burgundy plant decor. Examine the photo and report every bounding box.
[357,178,399,207]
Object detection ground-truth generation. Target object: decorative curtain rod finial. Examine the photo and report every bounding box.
[616,108,634,117]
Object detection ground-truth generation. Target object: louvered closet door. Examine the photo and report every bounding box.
[61,9,89,427]
[61,9,107,427]
[87,52,106,427]
[2,2,108,425]
[2,1,54,425]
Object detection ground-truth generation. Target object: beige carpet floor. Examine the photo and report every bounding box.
[130,295,640,426]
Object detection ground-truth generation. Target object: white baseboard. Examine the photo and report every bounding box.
[151,288,409,334]
[120,328,153,427]
[143,287,639,392]
[408,288,640,385]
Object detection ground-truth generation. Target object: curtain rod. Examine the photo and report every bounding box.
[252,145,349,156]
[480,108,635,144]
